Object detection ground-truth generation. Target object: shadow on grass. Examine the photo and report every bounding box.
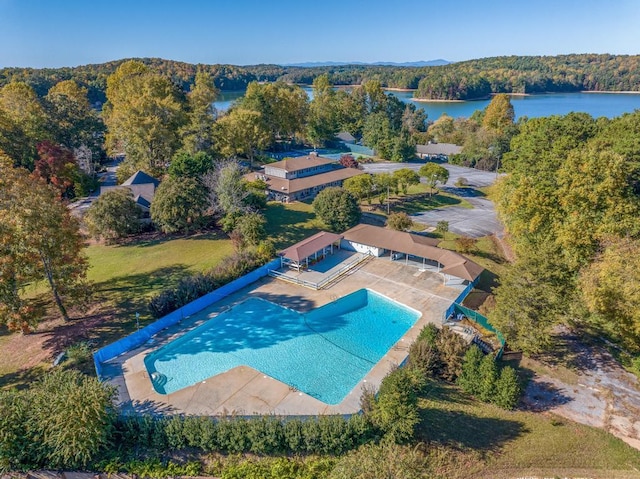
[115,230,227,249]
[417,383,527,450]
[0,365,47,389]
[442,186,487,198]
[394,194,463,215]
[38,265,191,355]
[265,203,323,249]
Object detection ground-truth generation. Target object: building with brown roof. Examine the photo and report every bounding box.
[246,153,364,202]
[278,231,344,271]
[341,224,483,283]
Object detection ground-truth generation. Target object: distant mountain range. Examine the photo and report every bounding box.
[282,60,451,68]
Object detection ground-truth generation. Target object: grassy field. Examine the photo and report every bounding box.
[417,382,640,478]
[264,201,326,249]
[85,231,235,324]
[0,231,235,387]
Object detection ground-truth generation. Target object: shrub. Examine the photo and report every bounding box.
[386,212,413,231]
[457,345,485,396]
[493,365,521,410]
[149,250,266,318]
[435,327,467,381]
[371,368,423,444]
[435,220,449,236]
[247,416,285,455]
[454,176,468,187]
[455,236,476,254]
[0,370,118,470]
[339,154,359,169]
[85,189,142,242]
[478,354,498,402]
[329,442,428,479]
[64,341,93,370]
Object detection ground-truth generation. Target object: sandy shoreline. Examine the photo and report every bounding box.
[412,97,465,103]
[581,90,640,94]
[383,87,416,92]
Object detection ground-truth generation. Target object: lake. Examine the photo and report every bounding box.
[215,88,640,120]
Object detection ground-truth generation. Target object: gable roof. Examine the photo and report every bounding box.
[267,155,335,173]
[246,167,364,195]
[336,131,356,143]
[122,170,160,187]
[342,224,483,281]
[279,231,344,262]
[133,195,151,209]
[416,143,463,156]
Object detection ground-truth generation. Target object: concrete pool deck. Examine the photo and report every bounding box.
[103,257,464,416]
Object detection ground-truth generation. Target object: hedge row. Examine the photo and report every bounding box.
[148,250,269,318]
[114,414,378,457]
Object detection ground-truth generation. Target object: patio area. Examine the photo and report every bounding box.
[102,257,465,417]
[269,249,371,289]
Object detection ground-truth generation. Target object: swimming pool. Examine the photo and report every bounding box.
[144,289,420,404]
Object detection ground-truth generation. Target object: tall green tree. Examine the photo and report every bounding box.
[0,156,90,329]
[312,187,361,232]
[45,80,104,156]
[393,168,420,194]
[103,60,187,177]
[168,151,214,179]
[482,93,515,134]
[215,108,270,165]
[0,82,50,169]
[362,111,392,159]
[180,71,218,155]
[580,237,640,351]
[85,189,142,242]
[343,174,374,205]
[150,176,209,233]
[487,242,575,354]
[419,163,449,196]
[306,74,339,147]
[239,82,308,147]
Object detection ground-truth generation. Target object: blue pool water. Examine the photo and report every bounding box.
[144,289,420,404]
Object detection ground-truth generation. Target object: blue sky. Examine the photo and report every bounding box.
[1,0,639,68]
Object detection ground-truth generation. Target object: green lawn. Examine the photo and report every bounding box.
[84,232,234,333]
[264,201,326,249]
[418,382,640,478]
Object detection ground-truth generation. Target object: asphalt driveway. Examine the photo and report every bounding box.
[361,161,504,238]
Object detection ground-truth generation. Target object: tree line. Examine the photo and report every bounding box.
[2,54,640,104]
[488,110,640,363]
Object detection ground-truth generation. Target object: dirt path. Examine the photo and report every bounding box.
[522,329,640,450]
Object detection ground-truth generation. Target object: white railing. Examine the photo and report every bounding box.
[268,253,372,290]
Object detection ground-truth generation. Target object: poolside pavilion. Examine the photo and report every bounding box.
[278,231,344,271]
[341,224,484,284]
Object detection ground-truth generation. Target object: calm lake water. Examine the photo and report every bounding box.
[214,88,640,120]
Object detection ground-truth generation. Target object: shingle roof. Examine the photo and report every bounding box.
[342,224,483,281]
[133,195,151,209]
[247,167,364,195]
[267,155,335,173]
[335,131,356,143]
[279,231,344,262]
[122,170,160,187]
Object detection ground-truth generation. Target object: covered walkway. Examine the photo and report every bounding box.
[278,231,343,271]
[341,224,484,284]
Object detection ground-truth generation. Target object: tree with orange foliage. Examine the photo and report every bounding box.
[0,154,90,332]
